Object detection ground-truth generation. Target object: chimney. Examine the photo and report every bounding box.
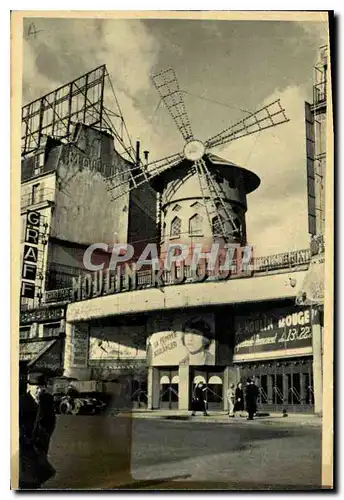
[143,150,149,165]
[136,141,140,167]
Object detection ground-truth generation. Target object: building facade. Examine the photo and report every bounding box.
[18,49,328,414]
[62,251,314,413]
[19,68,156,374]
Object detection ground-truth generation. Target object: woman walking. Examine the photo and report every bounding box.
[227,383,236,417]
[191,382,208,416]
[234,382,245,417]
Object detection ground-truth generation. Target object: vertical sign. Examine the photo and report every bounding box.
[70,323,89,367]
[21,210,40,299]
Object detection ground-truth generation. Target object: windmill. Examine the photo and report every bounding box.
[105,67,289,252]
[22,64,289,257]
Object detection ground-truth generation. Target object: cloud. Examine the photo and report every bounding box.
[23,18,160,99]
[212,85,311,256]
[22,18,165,159]
[299,20,329,49]
[21,19,322,257]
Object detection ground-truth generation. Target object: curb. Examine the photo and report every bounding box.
[115,412,322,426]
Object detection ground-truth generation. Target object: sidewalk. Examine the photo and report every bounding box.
[117,408,322,427]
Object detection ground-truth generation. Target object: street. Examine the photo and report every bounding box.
[43,414,322,490]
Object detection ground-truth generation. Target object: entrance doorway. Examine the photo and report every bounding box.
[237,357,314,413]
[190,368,224,411]
[131,379,148,409]
[159,368,179,409]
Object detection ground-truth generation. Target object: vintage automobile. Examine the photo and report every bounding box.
[52,378,108,415]
[56,394,107,415]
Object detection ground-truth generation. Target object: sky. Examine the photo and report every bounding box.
[22,14,329,256]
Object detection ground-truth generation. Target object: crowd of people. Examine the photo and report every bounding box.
[227,378,259,420]
[191,378,259,420]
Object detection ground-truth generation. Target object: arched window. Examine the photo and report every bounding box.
[172,204,182,212]
[170,216,181,238]
[189,213,203,236]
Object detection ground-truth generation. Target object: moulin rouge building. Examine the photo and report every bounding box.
[19,50,327,414]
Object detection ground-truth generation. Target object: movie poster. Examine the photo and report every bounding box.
[147,313,216,366]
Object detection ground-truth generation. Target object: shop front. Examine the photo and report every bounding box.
[155,366,226,411]
[237,357,314,413]
[19,337,64,377]
[19,305,66,377]
[233,305,316,413]
[64,315,148,408]
[147,310,235,411]
[189,367,224,410]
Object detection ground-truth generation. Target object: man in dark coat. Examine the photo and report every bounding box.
[245,378,259,420]
[19,364,40,488]
[31,374,57,455]
[234,382,245,416]
[19,368,56,488]
[191,382,209,416]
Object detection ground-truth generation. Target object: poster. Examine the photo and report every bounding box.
[89,324,146,360]
[147,313,215,366]
[234,307,314,356]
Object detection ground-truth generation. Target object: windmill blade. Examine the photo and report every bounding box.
[195,158,241,242]
[152,68,193,142]
[205,99,289,150]
[106,151,184,202]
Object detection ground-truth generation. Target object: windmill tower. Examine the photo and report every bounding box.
[106,68,289,263]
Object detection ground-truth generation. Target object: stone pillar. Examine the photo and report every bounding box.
[312,309,323,414]
[147,367,160,410]
[223,366,240,412]
[267,374,273,404]
[299,372,305,405]
[178,365,190,410]
[63,320,73,377]
[282,373,289,405]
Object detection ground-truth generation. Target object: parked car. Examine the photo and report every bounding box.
[53,392,107,415]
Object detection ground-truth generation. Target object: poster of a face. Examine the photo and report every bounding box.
[89,325,146,360]
[147,314,215,366]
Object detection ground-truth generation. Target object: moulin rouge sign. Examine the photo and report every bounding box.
[234,307,316,356]
[70,246,310,303]
[71,262,235,302]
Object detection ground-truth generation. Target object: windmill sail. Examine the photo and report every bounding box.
[152,68,194,142]
[55,66,290,246]
[205,99,289,149]
[105,152,184,202]
[195,158,241,242]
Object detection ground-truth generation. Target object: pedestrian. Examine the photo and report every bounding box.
[19,367,56,489]
[245,377,259,420]
[29,373,57,456]
[191,382,208,416]
[234,382,245,417]
[227,383,235,417]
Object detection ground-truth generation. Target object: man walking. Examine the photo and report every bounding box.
[191,382,208,416]
[245,378,259,420]
[19,368,56,489]
[29,373,57,456]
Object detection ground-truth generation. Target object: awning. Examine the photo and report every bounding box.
[19,338,62,372]
[296,254,324,306]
